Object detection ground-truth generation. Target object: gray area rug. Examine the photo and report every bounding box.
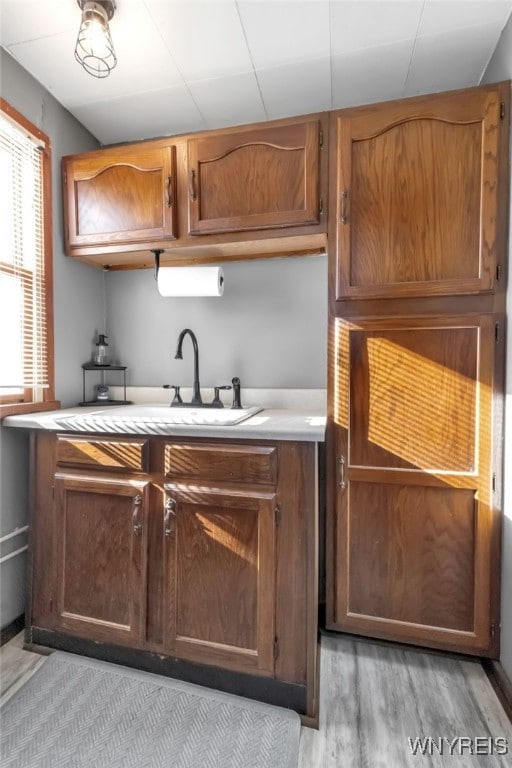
[1,651,300,768]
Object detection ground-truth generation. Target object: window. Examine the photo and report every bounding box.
[0,99,58,416]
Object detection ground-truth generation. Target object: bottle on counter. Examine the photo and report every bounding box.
[93,334,110,366]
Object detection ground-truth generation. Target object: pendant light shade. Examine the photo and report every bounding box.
[75,0,117,79]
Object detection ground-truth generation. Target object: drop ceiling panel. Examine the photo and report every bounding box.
[0,0,76,46]
[188,71,266,128]
[330,0,423,54]
[256,56,332,119]
[237,0,330,69]
[7,3,185,109]
[332,38,414,108]
[146,0,253,81]
[419,0,512,36]
[405,22,504,95]
[1,0,510,145]
[73,86,206,145]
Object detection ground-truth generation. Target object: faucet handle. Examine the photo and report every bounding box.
[211,385,231,408]
[231,377,242,409]
[163,384,183,406]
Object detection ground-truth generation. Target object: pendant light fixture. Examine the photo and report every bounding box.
[75,0,117,78]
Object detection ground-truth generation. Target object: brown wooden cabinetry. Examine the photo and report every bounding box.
[53,474,147,647]
[327,314,498,653]
[331,87,501,301]
[326,82,509,658]
[27,432,319,720]
[63,144,176,248]
[62,115,327,268]
[187,119,321,235]
[163,485,276,675]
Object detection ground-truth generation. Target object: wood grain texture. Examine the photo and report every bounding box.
[298,635,512,767]
[56,435,149,472]
[346,481,476,630]
[164,442,277,484]
[63,145,176,248]
[163,484,276,675]
[333,84,500,300]
[188,119,320,234]
[54,474,148,647]
[28,433,318,717]
[327,314,497,655]
[349,325,478,472]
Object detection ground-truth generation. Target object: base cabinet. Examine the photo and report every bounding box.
[163,486,276,675]
[53,475,147,647]
[28,432,318,719]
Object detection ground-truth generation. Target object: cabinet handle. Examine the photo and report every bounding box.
[338,456,346,490]
[340,189,350,224]
[132,494,143,536]
[164,497,176,538]
[189,169,197,202]
[166,175,172,208]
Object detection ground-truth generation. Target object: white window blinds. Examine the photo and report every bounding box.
[0,108,49,396]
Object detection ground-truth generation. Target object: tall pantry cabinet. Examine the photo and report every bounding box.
[326,83,510,657]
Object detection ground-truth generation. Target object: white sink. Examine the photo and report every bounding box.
[56,405,262,431]
[103,405,262,426]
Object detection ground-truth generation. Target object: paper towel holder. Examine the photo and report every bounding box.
[152,249,163,281]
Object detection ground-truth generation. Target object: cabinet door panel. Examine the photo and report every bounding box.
[64,146,176,247]
[163,486,276,675]
[188,120,320,234]
[334,88,500,299]
[328,314,497,654]
[54,475,147,646]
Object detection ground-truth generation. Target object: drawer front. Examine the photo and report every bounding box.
[165,443,277,484]
[57,435,149,473]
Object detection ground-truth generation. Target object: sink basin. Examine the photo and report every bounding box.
[102,405,262,426]
[55,405,263,432]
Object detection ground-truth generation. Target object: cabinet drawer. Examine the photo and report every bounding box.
[56,435,149,473]
[164,443,277,484]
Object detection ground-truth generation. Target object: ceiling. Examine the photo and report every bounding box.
[1,0,511,145]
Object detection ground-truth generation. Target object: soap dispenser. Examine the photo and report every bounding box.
[93,334,110,366]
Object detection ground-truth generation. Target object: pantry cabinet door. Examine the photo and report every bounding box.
[187,119,321,234]
[54,475,147,647]
[327,314,499,656]
[333,87,501,300]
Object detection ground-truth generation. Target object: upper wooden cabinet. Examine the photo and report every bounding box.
[63,143,177,248]
[187,118,321,235]
[331,86,502,300]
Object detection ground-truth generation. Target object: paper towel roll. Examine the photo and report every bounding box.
[157,266,224,297]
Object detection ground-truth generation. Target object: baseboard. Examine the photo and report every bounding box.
[482,659,512,724]
[0,614,24,647]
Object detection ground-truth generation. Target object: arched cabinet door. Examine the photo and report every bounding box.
[332,86,501,300]
[187,118,321,234]
[63,144,176,248]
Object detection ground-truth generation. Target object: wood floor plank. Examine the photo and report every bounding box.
[2,630,511,767]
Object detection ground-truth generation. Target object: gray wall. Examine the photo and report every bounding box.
[0,48,101,628]
[107,255,327,389]
[482,19,512,683]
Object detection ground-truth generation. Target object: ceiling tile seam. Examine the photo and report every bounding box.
[141,0,208,131]
[402,0,426,96]
[234,0,268,120]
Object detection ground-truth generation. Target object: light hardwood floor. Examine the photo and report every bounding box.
[1,631,511,766]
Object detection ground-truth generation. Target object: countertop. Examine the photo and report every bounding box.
[2,405,326,442]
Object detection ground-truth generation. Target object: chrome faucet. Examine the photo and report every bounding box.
[174,328,202,405]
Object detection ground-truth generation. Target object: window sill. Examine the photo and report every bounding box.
[0,400,60,419]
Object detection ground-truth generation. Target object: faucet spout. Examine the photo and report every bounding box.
[174,328,202,405]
